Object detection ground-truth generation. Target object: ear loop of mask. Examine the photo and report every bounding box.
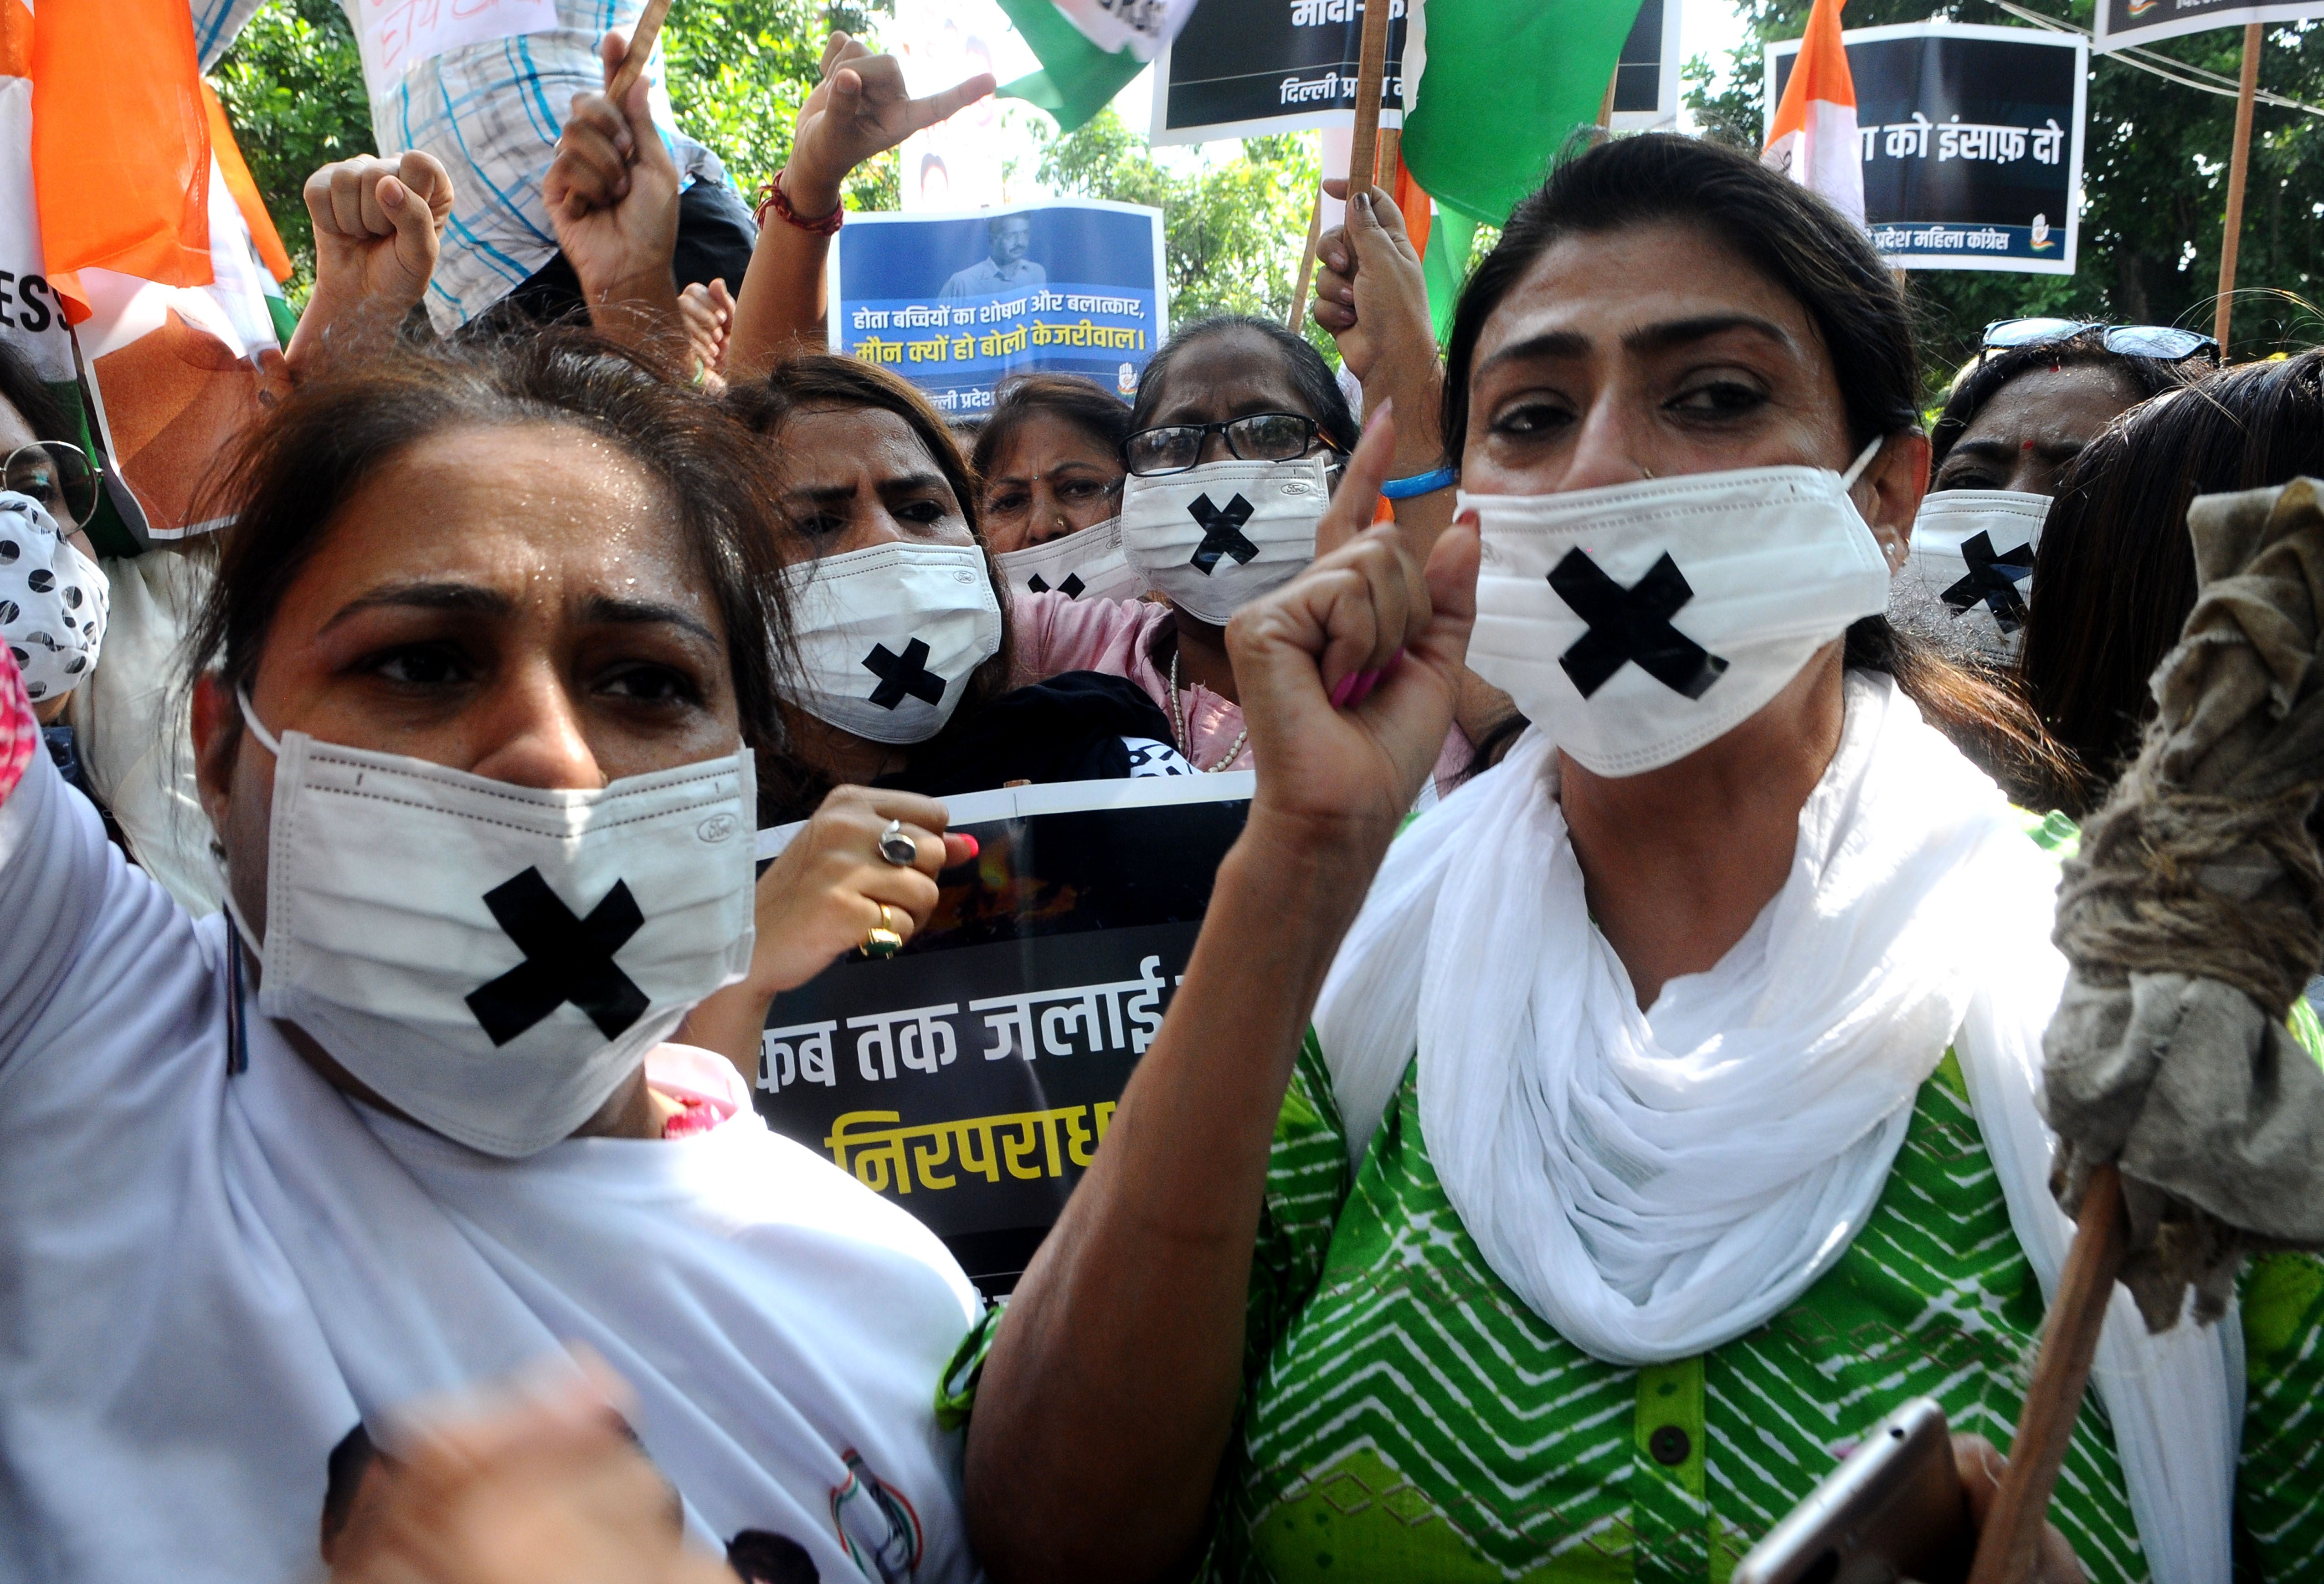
[1839,435,1885,489]
[222,685,277,1072]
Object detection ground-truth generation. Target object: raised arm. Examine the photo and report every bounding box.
[283,152,453,379]
[542,30,685,358]
[725,33,992,377]
[963,412,1481,1583]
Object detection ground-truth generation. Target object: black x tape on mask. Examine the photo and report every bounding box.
[1460,440,1892,778]
[227,690,756,1156]
[779,541,1004,744]
[1117,456,1332,625]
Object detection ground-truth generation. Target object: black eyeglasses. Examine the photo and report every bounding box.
[1980,318,2220,365]
[1121,412,1322,477]
[3,441,98,526]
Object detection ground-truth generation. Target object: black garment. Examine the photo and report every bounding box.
[874,671,1176,800]
[494,179,759,328]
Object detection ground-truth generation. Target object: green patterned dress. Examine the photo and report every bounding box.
[1211,814,2324,1584]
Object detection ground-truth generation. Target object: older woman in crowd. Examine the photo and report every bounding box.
[964,133,2324,1584]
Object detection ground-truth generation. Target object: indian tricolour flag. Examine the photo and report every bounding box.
[2,0,292,546]
[1762,0,1864,227]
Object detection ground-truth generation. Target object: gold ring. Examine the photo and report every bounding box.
[860,902,903,960]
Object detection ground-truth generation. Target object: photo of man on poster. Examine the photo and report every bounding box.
[939,213,1047,298]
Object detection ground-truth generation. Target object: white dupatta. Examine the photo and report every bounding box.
[1312,672,2237,1584]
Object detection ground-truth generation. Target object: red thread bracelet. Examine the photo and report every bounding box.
[758,169,844,236]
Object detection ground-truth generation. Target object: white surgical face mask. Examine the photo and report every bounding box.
[1900,488,2048,660]
[1118,455,1332,624]
[0,490,108,704]
[780,541,1004,744]
[1463,439,1892,778]
[992,515,1145,605]
[230,693,757,1157]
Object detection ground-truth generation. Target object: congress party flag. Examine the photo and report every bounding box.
[1400,0,1641,228]
[995,0,1200,132]
[1761,0,1864,226]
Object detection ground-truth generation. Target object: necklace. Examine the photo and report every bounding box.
[1168,647,1249,773]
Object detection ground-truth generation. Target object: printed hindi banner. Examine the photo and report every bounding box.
[1149,0,1409,146]
[1768,23,2086,274]
[2096,0,2324,54]
[753,775,1251,1291]
[825,197,1166,418]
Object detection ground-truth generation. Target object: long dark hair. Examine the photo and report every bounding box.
[723,352,1015,818]
[1444,134,2067,798]
[1131,314,1358,452]
[1929,331,2198,477]
[185,330,793,816]
[2022,349,2324,815]
[0,337,73,443]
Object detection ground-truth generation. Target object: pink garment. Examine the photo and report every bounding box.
[0,642,34,806]
[1012,591,1473,787]
[647,1042,748,1137]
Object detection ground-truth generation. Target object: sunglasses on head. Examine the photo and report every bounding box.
[1979,318,2221,366]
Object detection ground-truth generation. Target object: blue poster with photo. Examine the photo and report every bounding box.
[824,199,1169,418]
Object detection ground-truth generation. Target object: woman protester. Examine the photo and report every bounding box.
[0,331,985,1582]
[1011,314,1475,785]
[2021,349,2324,817]
[965,135,2324,1584]
[1897,322,2209,669]
[971,373,1135,598]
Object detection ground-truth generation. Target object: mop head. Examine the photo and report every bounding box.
[2044,478,2324,1331]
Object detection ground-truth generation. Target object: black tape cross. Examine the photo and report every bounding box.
[1026,572,1087,598]
[1941,530,2035,633]
[863,637,946,710]
[464,866,650,1047]
[1187,493,1258,575]
[1547,548,1730,700]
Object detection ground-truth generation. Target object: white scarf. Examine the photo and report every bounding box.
[1313,672,2237,1584]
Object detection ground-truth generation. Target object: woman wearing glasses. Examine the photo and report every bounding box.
[1894,321,2210,677]
[1013,315,1473,787]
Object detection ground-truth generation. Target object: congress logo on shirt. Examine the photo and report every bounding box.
[830,1450,923,1582]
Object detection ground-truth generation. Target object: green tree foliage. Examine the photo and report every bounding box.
[1035,107,1327,345]
[1686,4,2324,378]
[205,0,370,307]
[659,0,898,209]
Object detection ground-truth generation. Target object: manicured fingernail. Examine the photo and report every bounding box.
[958,834,979,858]
[1329,672,1363,708]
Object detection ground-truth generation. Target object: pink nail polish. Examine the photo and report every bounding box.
[1340,667,1386,708]
[958,834,979,859]
[1328,672,1362,708]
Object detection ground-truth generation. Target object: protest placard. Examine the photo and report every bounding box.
[755,775,1252,1292]
[1768,23,2087,274]
[1150,0,1409,146]
[350,0,560,101]
[1610,0,1685,131]
[825,198,1166,417]
[2094,0,2324,51]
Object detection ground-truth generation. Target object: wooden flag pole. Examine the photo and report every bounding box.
[2213,22,2262,354]
[1964,1164,2130,1584]
[1287,187,1324,333]
[607,0,677,104]
[1347,0,1395,193]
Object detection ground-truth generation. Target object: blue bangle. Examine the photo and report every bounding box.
[1379,465,1456,500]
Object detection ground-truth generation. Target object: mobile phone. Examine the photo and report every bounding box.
[1730,1397,1973,1584]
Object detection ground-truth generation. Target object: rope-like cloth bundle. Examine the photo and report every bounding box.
[2045,478,2324,1330]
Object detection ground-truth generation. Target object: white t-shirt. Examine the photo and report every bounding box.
[0,746,985,1582]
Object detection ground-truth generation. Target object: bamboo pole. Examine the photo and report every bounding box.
[1598,63,1620,128]
[1965,1164,2130,1584]
[607,0,676,103]
[2213,23,2262,354]
[1287,187,1324,333]
[1347,0,1396,193]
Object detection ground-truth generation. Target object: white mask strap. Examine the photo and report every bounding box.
[235,686,283,759]
[1839,436,1887,489]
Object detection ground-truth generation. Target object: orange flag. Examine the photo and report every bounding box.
[1762,0,1865,226]
[203,83,291,286]
[30,0,211,316]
